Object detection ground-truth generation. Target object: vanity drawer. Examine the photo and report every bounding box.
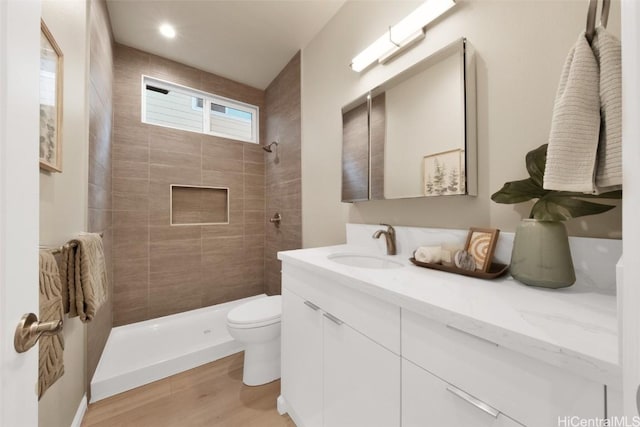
[282,264,400,354]
[401,309,604,426]
[403,359,524,427]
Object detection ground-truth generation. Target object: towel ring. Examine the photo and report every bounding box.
[585,0,598,43]
[586,0,611,44]
[601,0,610,28]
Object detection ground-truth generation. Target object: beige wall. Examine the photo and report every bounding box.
[301,0,622,248]
[39,0,89,426]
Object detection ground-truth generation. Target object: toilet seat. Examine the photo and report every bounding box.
[227,295,281,329]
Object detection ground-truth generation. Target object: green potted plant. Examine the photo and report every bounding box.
[491,144,621,288]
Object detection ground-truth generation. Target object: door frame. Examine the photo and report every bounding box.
[622,0,640,417]
[0,0,42,425]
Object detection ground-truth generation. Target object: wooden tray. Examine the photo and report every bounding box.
[409,258,509,280]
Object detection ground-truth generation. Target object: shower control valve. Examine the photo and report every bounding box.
[269,212,282,226]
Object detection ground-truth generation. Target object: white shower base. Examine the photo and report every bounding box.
[90,294,265,402]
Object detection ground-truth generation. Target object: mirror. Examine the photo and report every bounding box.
[341,38,477,202]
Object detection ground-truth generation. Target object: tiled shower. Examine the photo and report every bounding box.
[110,45,301,327]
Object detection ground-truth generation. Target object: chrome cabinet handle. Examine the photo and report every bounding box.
[446,324,499,347]
[446,385,500,418]
[14,313,63,353]
[304,300,320,311]
[323,312,343,325]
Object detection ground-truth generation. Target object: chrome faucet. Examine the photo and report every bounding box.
[372,224,397,255]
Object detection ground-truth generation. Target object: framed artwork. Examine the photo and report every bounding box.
[423,148,465,196]
[464,227,500,272]
[39,20,63,172]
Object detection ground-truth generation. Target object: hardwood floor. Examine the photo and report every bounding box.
[82,353,296,427]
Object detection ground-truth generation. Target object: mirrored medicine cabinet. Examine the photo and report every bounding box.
[341,37,477,202]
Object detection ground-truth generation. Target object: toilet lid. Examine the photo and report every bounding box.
[227,295,282,326]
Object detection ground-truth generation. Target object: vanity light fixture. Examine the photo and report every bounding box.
[350,0,456,72]
[159,23,176,39]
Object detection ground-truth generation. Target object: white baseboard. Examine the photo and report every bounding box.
[277,395,288,415]
[70,394,87,427]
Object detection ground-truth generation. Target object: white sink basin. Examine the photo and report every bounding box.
[327,253,404,269]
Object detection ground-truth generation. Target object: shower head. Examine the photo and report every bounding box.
[263,141,278,153]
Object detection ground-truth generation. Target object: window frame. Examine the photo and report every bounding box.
[141,75,259,144]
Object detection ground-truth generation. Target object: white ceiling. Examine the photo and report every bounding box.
[106,0,346,89]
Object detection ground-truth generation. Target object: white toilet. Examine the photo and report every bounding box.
[226,295,282,386]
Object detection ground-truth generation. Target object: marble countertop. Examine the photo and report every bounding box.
[278,244,620,386]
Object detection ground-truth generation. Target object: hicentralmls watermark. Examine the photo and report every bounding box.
[558,416,640,427]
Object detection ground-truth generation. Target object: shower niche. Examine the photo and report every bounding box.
[170,184,229,225]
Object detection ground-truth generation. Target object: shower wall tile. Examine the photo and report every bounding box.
[245,161,265,176]
[112,44,266,325]
[113,177,149,195]
[244,144,265,163]
[113,192,150,212]
[245,221,266,236]
[112,159,149,180]
[87,0,114,394]
[149,55,201,90]
[264,52,302,295]
[151,127,202,155]
[150,150,201,170]
[113,144,148,163]
[113,285,148,326]
[150,224,201,242]
[113,256,149,284]
[245,197,265,212]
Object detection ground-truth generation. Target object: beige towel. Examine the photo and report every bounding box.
[592,26,622,192]
[60,233,108,322]
[39,251,64,399]
[544,31,601,192]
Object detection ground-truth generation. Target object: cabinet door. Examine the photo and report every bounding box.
[402,359,523,427]
[282,289,323,427]
[323,313,400,427]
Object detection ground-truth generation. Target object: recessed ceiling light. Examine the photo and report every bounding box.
[159,23,176,39]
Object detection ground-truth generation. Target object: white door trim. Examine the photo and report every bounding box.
[0,0,42,425]
[621,0,640,417]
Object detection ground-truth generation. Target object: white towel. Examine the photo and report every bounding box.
[592,26,622,192]
[544,31,601,193]
[414,246,442,264]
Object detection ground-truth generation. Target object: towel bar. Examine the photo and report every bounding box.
[40,232,104,255]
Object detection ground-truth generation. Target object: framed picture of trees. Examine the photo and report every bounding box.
[423,148,465,196]
[39,20,63,172]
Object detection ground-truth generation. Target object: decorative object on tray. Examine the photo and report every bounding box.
[414,246,442,264]
[453,249,476,271]
[410,227,502,279]
[423,148,465,196]
[491,144,621,289]
[464,228,500,272]
[409,257,509,280]
[39,20,64,173]
[441,243,463,267]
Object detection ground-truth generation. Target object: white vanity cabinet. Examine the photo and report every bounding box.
[401,309,605,426]
[281,266,401,427]
[403,359,523,427]
[281,288,323,427]
[279,251,615,427]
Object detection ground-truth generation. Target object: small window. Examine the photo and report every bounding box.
[142,76,259,144]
